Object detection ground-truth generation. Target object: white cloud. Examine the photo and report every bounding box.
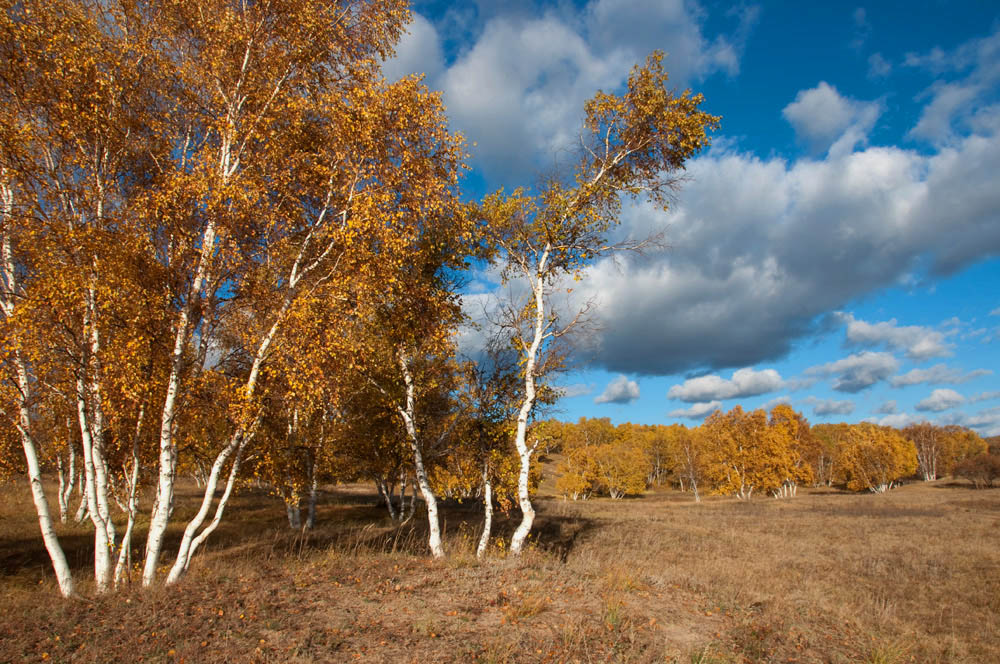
[445,19,1000,380]
[762,395,792,410]
[584,0,750,79]
[440,14,626,183]
[970,391,1000,404]
[558,383,594,398]
[782,82,882,155]
[594,374,640,404]
[915,388,966,412]
[381,13,445,84]
[572,119,1000,375]
[875,400,898,414]
[906,29,1000,144]
[868,53,891,79]
[807,352,899,393]
[667,367,784,403]
[806,397,856,416]
[850,7,871,51]
[868,412,923,428]
[990,307,1000,316]
[839,313,952,359]
[909,82,982,144]
[890,364,991,387]
[940,405,1000,437]
[435,0,749,183]
[669,400,722,420]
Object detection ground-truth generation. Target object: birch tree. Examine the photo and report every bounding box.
[356,256,469,558]
[702,406,799,500]
[455,342,522,557]
[837,423,917,493]
[903,423,987,481]
[480,52,718,554]
[767,404,815,498]
[669,425,707,502]
[903,422,944,481]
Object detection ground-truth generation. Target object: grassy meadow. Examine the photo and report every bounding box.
[1,475,998,663]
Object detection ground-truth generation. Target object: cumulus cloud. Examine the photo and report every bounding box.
[806,352,899,393]
[594,374,640,404]
[558,383,594,398]
[806,397,856,416]
[940,405,1000,437]
[867,412,923,428]
[669,400,722,420]
[762,395,792,410]
[906,29,1000,144]
[782,82,882,155]
[889,364,992,387]
[915,388,966,412]
[570,116,1000,375]
[838,313,952,359]
[440,16,1000,380]
[970,390,1000,404]
[667,367,784,403]
[381,13,446,83]
[434,0,749,183]
[875,400,898,414]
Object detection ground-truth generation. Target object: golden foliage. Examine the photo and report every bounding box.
[837,424,918,493]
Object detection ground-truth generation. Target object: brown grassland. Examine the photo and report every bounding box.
[1,474,998,663]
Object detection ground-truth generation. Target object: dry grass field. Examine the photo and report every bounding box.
[1,477,998,663]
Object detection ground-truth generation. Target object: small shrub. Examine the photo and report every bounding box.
[954,454,1000,489]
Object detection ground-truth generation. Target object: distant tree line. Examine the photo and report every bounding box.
[542,407,991,501]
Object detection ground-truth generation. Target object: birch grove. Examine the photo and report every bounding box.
[0,0,475,591]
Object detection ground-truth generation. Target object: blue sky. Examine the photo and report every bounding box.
[385,1,1000,435]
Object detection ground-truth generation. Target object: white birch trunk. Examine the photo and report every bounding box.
[165,433,245,583]
[76,377,113,592]
[286,502,302,529]
[510,255,548,556]
[82,286,117,549]
[163,211,324,576]
[143,216,217,586]
[397,352,444,558]
[402,473,417,523]
[15,397,76,597]
[144,82,344,582]
[57,445,75,523]
[113,455,141,587]
[376,477,398,520]
[305,453,317,530]
[166,438,246,584]
[401,472,417,522]
[74,470,89,523]
[476,463,493,559]
[113,407,145,587]
[1,179,74,596]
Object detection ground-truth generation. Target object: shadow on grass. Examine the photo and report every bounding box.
[2,481,607,586]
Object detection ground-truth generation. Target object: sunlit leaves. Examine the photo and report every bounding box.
[837,424,917,493]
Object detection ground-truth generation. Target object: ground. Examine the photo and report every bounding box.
[1,477,997,663]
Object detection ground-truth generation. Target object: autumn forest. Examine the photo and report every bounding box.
[2,2,999,662]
